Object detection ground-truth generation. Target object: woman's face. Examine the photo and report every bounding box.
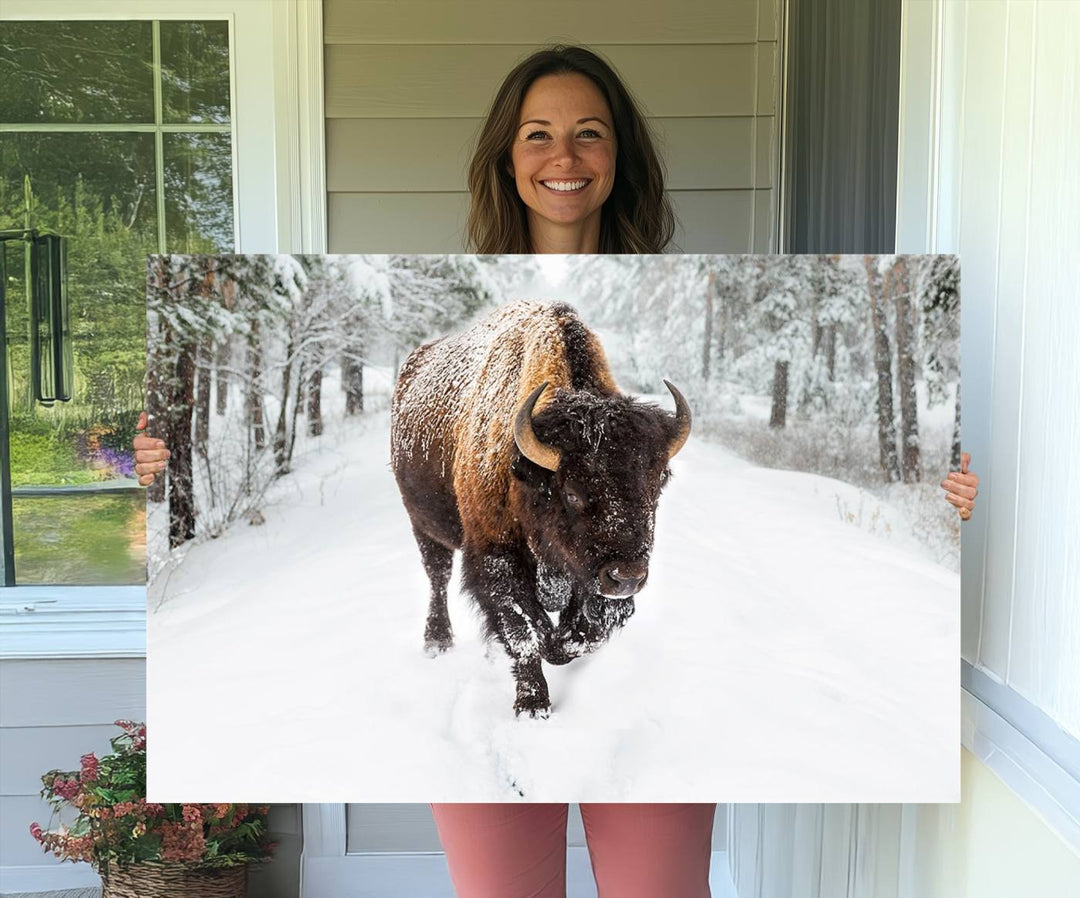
[509,73,617,238]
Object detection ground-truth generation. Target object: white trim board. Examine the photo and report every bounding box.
[961,686,1080,853]
[0,587,145,659]
[272,0,328,253]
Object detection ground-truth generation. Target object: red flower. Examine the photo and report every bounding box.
[160,821,205,863]
[52,777,80,801]
[181,805,202,824]
[29,822,43,842]
[80,753,99,782]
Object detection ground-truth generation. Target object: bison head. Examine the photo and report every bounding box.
[510,381,690,601]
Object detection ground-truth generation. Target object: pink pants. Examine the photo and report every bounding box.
[430,803,716,898]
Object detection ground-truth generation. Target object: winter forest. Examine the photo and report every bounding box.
[146,253,960,581]
[147,253,960,800]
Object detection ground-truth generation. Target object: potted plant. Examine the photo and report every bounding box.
[30,720,273,897]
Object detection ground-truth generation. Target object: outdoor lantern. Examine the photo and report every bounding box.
[30,233,73,404]
[0,229,73,406]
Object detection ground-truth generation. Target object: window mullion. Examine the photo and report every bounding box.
[153,19,167,255]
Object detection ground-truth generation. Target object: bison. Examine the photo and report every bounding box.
[390,300,690,717]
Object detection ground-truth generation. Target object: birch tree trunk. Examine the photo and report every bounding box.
[247,318,265,451]
[951,382,962,472]
[273,331,296,475]
[215,338,229,415]
[307,365,323,436]
[702,270,715,380]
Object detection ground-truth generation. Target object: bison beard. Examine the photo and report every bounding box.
[390,301,690,717]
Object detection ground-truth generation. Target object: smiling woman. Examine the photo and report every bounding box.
[509,74,617,251]
[466,45,674,254]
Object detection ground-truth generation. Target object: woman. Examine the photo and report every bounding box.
[136,45,978,898]
[465,45,673,255]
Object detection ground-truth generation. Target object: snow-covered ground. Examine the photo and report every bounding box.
[147,398,958,804]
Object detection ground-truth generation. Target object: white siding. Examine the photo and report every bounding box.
[0,660,144,872]
[323,0,782,253]
[914,0,1080,735]
[727,0,1080,892]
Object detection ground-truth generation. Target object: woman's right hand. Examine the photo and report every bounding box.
[941,452,979,522]
[133,411,170,486]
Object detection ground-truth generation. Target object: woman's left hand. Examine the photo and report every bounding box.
[942,452,979,521]
[133,411,170,487]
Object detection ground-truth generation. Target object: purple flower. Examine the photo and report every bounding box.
[96,446,136,479]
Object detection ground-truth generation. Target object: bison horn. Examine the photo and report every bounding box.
[514,382,561,472]
[664,380,692,459]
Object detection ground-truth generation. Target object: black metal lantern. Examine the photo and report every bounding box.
[30,233,73,404]
[0,229,73,584]
[0,229,73,406]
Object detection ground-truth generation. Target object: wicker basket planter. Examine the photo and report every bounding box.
[101,862,247,898]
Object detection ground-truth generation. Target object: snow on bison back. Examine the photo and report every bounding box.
[390,300,691,717]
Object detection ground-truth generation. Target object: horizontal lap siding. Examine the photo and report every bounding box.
[0,724,125,795]
[324,0,781,253]
[327,117,772,192]
[0,659,145,867]
[324,1,761,45]
[0,660,145,728]
[325,44,761,118]
[329,189,758,253]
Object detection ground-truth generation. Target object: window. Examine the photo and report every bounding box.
[1,18,235,585]
[0,0,316,661]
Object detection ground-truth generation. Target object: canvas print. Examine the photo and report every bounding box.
[146,254,960,802]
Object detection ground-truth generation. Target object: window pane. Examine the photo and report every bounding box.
[160,20,232,124]
[1,131,154,429]
[0,132,159,240]
[2,133,152,585]
[0,21,154,124]
[12,492,145,585]
[164,132,235,252]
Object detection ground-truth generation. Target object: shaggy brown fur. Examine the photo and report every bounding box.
[391,300,685,717]
[392,301,617,547]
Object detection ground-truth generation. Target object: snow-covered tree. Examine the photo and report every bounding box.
[892,256,921,482]
[866,255,900,482]
[914,254,960,469]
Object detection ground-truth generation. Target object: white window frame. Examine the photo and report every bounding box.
[0,0,326,660]
[896,0,1080,852]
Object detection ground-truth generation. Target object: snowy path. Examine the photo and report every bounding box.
[148,412,957,803]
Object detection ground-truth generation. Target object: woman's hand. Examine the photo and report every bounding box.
[133,411,170,487]
[942,452,979,521]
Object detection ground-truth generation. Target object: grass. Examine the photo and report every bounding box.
[12,493,146,585]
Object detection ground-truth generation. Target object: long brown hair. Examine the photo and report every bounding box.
[466,46,675,254]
